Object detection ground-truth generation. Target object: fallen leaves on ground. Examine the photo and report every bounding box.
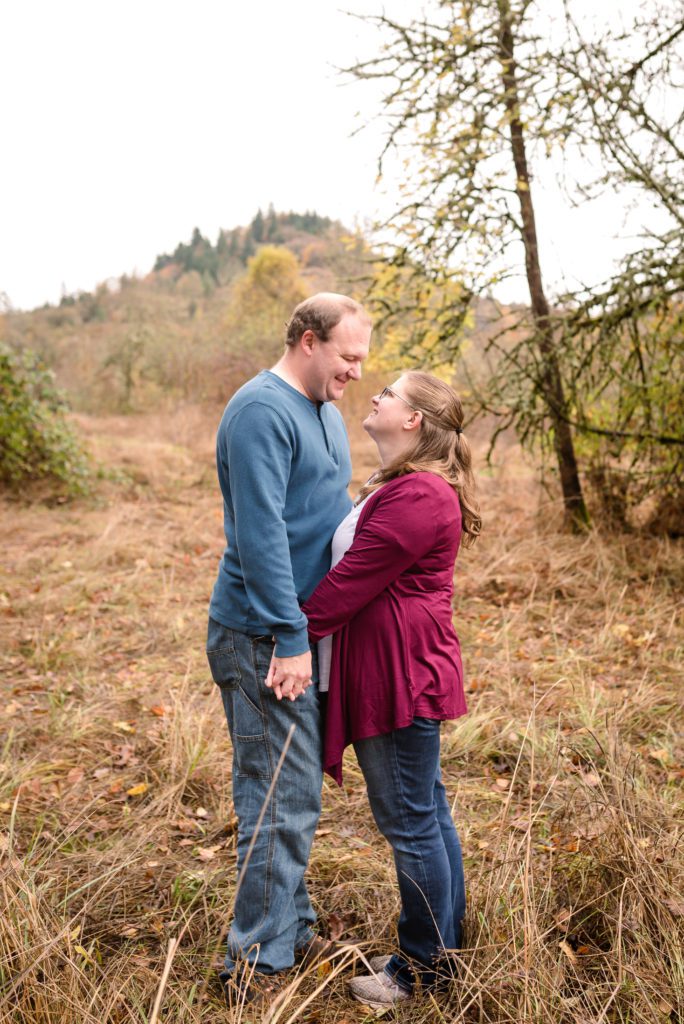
[126,782,149,797]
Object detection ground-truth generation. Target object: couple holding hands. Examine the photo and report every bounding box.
[206,292,480,1012]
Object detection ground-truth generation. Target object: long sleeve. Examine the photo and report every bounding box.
[220,402,309,656]
[303,477,440,642]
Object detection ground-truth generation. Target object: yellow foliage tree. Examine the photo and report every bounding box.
[365,259,473,386]
[226,247,306,344]
[220,246,308,383]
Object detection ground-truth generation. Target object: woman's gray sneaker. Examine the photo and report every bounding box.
[348,971,411,1008]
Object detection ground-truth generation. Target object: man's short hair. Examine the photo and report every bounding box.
[285,293,369,347]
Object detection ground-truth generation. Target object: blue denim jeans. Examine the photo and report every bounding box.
[206,618,323,975]
[354,717,465,992]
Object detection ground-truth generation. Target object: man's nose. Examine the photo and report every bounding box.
[347,362,362,381]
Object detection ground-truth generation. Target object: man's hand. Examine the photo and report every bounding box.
[265,650,313,701]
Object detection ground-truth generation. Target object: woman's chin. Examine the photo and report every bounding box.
[362,417,375,435]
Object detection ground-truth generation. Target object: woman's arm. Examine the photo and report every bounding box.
[302,477,439,641]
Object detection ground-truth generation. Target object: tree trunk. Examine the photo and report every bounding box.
[498,2,590,529]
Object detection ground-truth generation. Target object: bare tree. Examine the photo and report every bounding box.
[348,0,683,528]
[548,3,684,523]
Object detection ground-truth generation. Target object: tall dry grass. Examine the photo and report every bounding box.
[1,402,682,1023]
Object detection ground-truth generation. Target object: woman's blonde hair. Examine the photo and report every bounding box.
[358,370,482,546]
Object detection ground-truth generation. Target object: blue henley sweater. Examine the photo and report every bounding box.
[209,371,353,657]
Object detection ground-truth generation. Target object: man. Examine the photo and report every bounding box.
[206,292,371,1005]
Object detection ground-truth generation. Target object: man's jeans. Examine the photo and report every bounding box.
[206,618,322,975]
[354,717,465,992]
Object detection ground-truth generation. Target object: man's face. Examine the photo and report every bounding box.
[303,314,371,403]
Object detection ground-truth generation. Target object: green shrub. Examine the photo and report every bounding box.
[0,343,90,496]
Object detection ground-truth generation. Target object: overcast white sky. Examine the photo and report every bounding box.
[0,0,668,311]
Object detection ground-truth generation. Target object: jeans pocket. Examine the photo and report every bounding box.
[207,644,240,689]
[250,636,275,683]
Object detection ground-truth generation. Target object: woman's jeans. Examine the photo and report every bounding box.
[206,618,322,976]
[354,718,465,992]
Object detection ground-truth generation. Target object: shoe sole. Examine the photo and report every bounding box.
[349,989,411,1010]
[352,998,396,1010]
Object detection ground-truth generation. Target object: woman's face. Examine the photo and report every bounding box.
[363,374,419,443]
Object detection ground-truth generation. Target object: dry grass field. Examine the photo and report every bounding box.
[1,398,682,1024]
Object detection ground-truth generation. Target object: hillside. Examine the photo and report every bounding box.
[0,210,372,414]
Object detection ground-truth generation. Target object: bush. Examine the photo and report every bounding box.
[0,343,90,496]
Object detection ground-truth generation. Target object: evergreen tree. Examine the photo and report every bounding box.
[251,208,265,243]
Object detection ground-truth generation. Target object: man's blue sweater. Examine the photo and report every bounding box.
[209,371,353,657]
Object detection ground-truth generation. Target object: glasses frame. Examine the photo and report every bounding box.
[378,385,420,412]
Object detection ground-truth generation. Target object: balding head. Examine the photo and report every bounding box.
[285,292,371,347]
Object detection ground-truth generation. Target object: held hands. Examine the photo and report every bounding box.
[265,650,313,701]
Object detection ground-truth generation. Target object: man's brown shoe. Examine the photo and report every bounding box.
[294,933,340,968]
[220,966,290,1017]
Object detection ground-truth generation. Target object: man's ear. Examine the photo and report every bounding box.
[300,330,317,356]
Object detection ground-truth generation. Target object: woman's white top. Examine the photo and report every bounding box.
[317,495,371,692]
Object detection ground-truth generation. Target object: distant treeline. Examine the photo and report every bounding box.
[153,208,335,287]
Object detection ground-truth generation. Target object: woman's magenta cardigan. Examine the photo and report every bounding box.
[302,471,467,784]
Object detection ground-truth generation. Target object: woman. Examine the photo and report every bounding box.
[302,370,481,1007]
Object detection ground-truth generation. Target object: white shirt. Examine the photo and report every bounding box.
[317,496,371,692]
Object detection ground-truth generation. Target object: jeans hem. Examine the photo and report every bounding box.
[294,926,317,952]
[384,963,414,994]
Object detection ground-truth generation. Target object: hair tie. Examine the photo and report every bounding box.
[455,427,463,435]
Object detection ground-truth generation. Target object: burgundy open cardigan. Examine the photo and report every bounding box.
[302,472,467,784]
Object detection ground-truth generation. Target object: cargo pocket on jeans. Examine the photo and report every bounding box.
[208,641,271,780]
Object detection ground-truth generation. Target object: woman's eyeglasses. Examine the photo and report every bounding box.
[378,386,419,411]
[378,386,462,434]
